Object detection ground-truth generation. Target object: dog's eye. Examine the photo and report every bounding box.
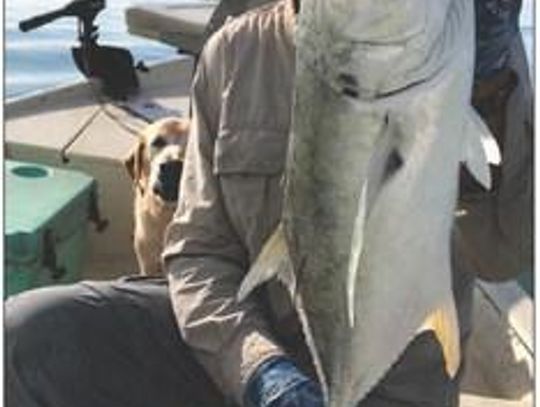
[151,136,167,149]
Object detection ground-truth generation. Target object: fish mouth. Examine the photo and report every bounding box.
[331,0,450,45]
[314,1,413,42]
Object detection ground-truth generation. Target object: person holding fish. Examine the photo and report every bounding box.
[5,1,531,407]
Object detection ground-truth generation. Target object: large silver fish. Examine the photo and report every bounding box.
[239,0,500,405]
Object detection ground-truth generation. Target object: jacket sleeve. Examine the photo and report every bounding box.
[162,30,285,404]
[456,34,532,281]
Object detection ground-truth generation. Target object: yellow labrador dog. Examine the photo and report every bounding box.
[124,117,189,275]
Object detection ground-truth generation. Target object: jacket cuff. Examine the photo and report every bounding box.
[219,326,286,405]
[243,356,314,407]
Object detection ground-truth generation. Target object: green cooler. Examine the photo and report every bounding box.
[6,160,97,297]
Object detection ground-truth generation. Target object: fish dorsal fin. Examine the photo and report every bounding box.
[237,223,294,302]
[462,109,501,189]
[419,296,461,378]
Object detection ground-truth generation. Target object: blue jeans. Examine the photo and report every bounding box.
[244,357,324,407]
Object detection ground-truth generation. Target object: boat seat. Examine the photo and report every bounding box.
[125,3,216,54]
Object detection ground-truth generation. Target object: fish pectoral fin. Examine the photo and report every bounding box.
[237,223,293,302]
[347,179,369,327]
[468,108,502,166]
[462,109,501,189]
[419,298,461,378]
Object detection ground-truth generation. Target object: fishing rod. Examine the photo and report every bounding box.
[19,0,140,100]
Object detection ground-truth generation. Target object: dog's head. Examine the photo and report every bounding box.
[124,117,190,203]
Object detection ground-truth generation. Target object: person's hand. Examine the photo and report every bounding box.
[244,356,324,407]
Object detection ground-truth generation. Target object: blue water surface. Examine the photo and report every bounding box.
[5,0,190,99]
[5,0,534,99]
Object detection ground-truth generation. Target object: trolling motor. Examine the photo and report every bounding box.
[19,0,139,100]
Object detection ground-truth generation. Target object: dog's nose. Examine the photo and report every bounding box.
[154,160,183,202]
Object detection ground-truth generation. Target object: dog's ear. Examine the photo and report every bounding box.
[171,118,190,155]
[172,118,190,135]
[124,138,145,182]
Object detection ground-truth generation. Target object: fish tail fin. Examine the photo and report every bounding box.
[419,297,461,378]
[462,109,501,189]
[237,223,294,302]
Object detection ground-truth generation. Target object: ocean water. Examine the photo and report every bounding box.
[5,0,187,99]
[5,0,534,98]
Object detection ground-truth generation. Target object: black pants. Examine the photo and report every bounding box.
[6,274,473,407]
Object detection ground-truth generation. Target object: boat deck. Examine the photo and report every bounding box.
[6,57,194,280]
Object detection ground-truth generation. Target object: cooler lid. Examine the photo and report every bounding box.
[6,160,95,261]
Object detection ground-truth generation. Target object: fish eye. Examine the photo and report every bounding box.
[338,72,360,99]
